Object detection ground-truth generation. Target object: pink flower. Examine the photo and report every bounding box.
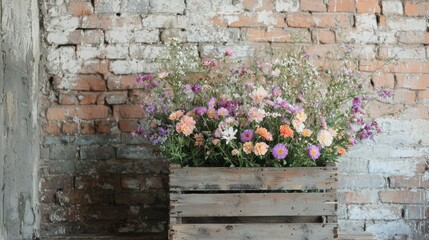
[253,142,269,156]
[248,107,265,123]
[176,115,196,136]
[251,86,268,103]
[225,48,233,56]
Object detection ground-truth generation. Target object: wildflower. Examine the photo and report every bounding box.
[253,142,269,156]
[225,48,233,56]
[243,142,254,154]
[192,84,202,93]
[302,129,313,137]
[194,107,207,116]
[169,110,184,121]
[158,72,168,79]
[240,130,254,142]
[217,107,229,117]
[272,143,288,159]
[337,147,346,155]
[212,139,221,145]
[295,111,307,122]
[175,115,196,136]
[194,133,204,147]
[271,68,281,77]
[251,86,268,103]
[207,108,218,119]
[292,119,305,133]
[231,149,240,156]
[379,89,394,98]
[183,84,192,94]
[248,107,265,123]
[308,145,320,160]
[280,125,294,138]
[221,127,237,145]
[256,127,273,141]
[272,88,282,98]
[317,129,333,147]
[320,116,328,130]
[136,73,153,83]
[208,98,217,108]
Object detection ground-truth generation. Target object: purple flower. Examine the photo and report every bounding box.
[183,84,192,93]
[353,97,363,107]
[208,98,217,108]
[320,116,327,130]
[379,89,394,98]
[194,107,208,116]
[272,88,282,97]
[303,51,310,58]
[308,145,321,160]
[272,143,288,159]
[225,48,233,56]
[136,74,153,83]
[240,130,253,142]
[145,103,156,115]
[192,84,202,93]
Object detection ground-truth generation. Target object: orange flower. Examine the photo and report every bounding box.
[337,147,346,155]
[280,125,294,138]
[253,142,269,156]
[194,133,204,147]
[243,142,253,154]
[256,127,273,141]
[176,116,196,136]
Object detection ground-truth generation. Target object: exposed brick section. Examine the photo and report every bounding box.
[40,0,429,239]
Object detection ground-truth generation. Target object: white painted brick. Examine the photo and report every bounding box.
[200,45,255,59]
[46,47,79,75]
[337,220,365,232]
[46,16,80,31]
[338,189,379,204]
[105,30,133,44]
[142,15,183,29]
[338,158,368,173]
[76,46,101,61]
[134,29,160,43]
[186,27,238,43]
[105,29,159,44]
[382,1,403,15]
[275,0,300,12]
[348,205,402,220]
[339,174,386,189]
[161,29,187,43]
[379,46,427,60]
[369,159,420,177]
[356,14,378,31]
[121,0,149,13]
[337,30,396,44]
[94,0,121,13]
[387,17,427,31]
[129,45,167,60]
[351,45,376,60]
[105,45,129,59]
[47,32,75,45]
[109,60,161,74]
[398,31,427,44]
[150,0,185,14]
[366,220,413,240]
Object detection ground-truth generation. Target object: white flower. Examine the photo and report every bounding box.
[317,129,333,148]
[292,119,305,133]
[251,86,268,103]
[221,127,237,145]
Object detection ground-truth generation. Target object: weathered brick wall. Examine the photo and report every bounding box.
[39,0,428,239]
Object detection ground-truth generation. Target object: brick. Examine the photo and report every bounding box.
[76,46,102,60]
[404,206,427,220]
[371,73,395,88]
[46,31,82,45]
[359,60,429,74]
[355,14,377,30]
[56,190,114,205]
[300,0,326,12]
[43,136,76,145]
[338,159,368,173]
[386,17,427,31]
[380,190,426,204]
[312,29,336,44]
[379,46,426,60]
[338,190,379,204]
[113,105,146,119]
[76,159,133,174]
[150,0,185,14]
[312,13,353,28]
[348,205,402,220]
[46,47,78,75]
[119,119,139,132]
[116,146,154,159]
[81,15,142,30]
[80,145,115,160]
[102,91,128,105]
[186,27,237,43]
[129,45,167,60]
[396,74,429,90]
[75,175,121,190]
[327,0,355,12]
[404,1,429,16]
[107,75,143,90]
[45,121,61,135]
[121,177,140,190]
[40,176,74,190]
[356,0,380,13]
[161,29,187,42]
[94,120,116,134]
[129,90,149,104]
[78,60,110,75]
[246,28,292,42]
[369,159,420,176]
[337,220,365,233]
[80,121,95,134]
[46,105,110,121]
[201,45,255,59]
[50,145,76,160]
[221,13,286,27]
[114,191,166,205]
[339,174,386,189]
[337,29,396,44]
[53,75,106,91]
[109,60,160,74]
[390,174,429,189]
[48,161,76,175]
[400,104,429,120]
[78,93,100,105]
[62,122,78,134]
[121,0,149,13]
[94,0,120,13]
[105,45,129,59]
[75,134,121,146]
[418,90,429,104]
[275,0,300,12]
[242,0,275,12]
[382,1,403,15]
[287,13,314,27]
[304,45,337,59]
[45,15,80,31]
[68,0,93,16]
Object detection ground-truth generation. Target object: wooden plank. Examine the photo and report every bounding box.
[170,223,337,240]
[169,167,338,191]
[170,192,337,217]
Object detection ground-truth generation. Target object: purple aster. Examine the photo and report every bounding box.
[192,84,202,93]
[320,116,327,130]
[240,130,253,142]
[194,107,208,116]
[208,98,217,108]
[352,97,363,107]
[308,145,321,160]
[272,143,288,159]
[137,74,153,83]
[379,89,394,98]
[272,88,282,98]
[183,84,192,93]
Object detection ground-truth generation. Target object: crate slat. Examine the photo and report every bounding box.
[170,223,337,240]
[170,192,337,217]
[169,166,338,191]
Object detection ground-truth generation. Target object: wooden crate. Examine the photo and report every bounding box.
[169,165,338,240]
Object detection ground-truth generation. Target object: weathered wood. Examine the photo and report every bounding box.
[170,223,337,240]
[170,192,337,217]
[169,167,338,191]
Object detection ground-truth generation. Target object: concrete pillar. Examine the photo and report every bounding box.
[0,0,40,239]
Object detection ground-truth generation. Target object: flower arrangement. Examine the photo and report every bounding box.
[132,40,387,167]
